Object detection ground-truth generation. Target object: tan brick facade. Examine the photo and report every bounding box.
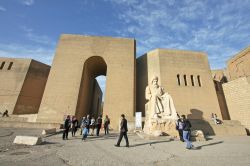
[223,77,250,133]
[0,58,50,115]
[137,49,221,120]
[227,46,250,81]
[36,35,136,130]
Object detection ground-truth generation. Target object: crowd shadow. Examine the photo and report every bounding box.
[44,130,64,138]
[130,139,173,148]
[72,133,120,142]
[188,109,215,136]
[0,131,14,137]
[195,141,224,150]
[40,141,59,145]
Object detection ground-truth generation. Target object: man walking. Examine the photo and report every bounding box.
[115,114,129,147]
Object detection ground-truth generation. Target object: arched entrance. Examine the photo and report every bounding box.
[75,56,107,120]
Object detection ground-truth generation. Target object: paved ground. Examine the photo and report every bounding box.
[0,127,249,166]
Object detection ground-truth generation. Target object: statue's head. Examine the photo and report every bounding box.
[151,76,158,86]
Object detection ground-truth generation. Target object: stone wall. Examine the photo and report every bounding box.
[0,58,50,115]
[13,60,50,114]
[137,49,222,120]
[223,76,250,133]
[0,58,31,114]
[90,79,103,118]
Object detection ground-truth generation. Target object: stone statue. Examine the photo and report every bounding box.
[145,76,177,119]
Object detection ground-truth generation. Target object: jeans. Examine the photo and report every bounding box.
[82,128,88,140]
[183,130,192,148]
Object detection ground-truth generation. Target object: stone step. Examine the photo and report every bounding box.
[207,119,242,125]
[0,121,62,129]
[190,119,247,136]
[0,116,28,122]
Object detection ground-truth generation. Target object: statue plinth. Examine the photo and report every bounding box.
[143,118,179,137]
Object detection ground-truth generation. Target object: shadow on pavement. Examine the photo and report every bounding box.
[195,141,224,149]
[40,141,60,145]
[0,131,14,137]
[130,139,173,147]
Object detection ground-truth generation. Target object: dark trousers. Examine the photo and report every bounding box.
[62,128,69,140]
[96,125,101,136]
[178,129,184,142]
[117,132,129,146]
[71,127,77,136]
[2,113,9,117]
[104,126,109,135]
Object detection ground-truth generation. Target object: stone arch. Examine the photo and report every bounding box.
[37,34,136,130]
[75,56,107,120]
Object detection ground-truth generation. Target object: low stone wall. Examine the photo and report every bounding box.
[190,119,247,136]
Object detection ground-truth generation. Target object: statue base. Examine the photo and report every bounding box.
[143,118,179,137]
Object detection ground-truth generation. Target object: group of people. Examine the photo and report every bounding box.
[62,114,110,140]
[176,114,195,149]
[62,113,130,148]
[62,113,200,150]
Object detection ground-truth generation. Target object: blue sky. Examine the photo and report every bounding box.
[0,0,250,94]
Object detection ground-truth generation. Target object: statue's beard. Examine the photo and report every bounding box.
[153,84,158,88]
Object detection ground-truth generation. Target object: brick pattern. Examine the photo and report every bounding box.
[223,76,250,131]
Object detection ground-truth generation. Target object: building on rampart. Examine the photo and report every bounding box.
[226,46,250,81]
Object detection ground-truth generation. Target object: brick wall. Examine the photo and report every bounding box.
[223,76,250,132]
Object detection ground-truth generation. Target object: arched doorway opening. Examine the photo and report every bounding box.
[75,56,107,120]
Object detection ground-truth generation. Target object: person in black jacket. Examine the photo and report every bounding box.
[115,114,129,147]
[63,115,71,140]
[181,115,194,149]
[96,115,102,136]
[71,116,78,137]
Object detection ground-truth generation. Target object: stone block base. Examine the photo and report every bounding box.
[14,136,42,145]
[143,118,179,137]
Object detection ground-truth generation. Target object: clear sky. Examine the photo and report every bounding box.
[0,0,249,95]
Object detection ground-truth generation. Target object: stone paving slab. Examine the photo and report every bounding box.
[0,127,250,166]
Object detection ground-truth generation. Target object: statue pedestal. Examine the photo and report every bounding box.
[143,118,179,137]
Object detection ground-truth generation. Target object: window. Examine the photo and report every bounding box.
[191,75,195,86]
[7,62,13,70]
[184,75,187,86]
[0,61,5,69]
[177,74,181,86]
[197,75,202,87]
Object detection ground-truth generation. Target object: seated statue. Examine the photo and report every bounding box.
[145,76,177,119]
